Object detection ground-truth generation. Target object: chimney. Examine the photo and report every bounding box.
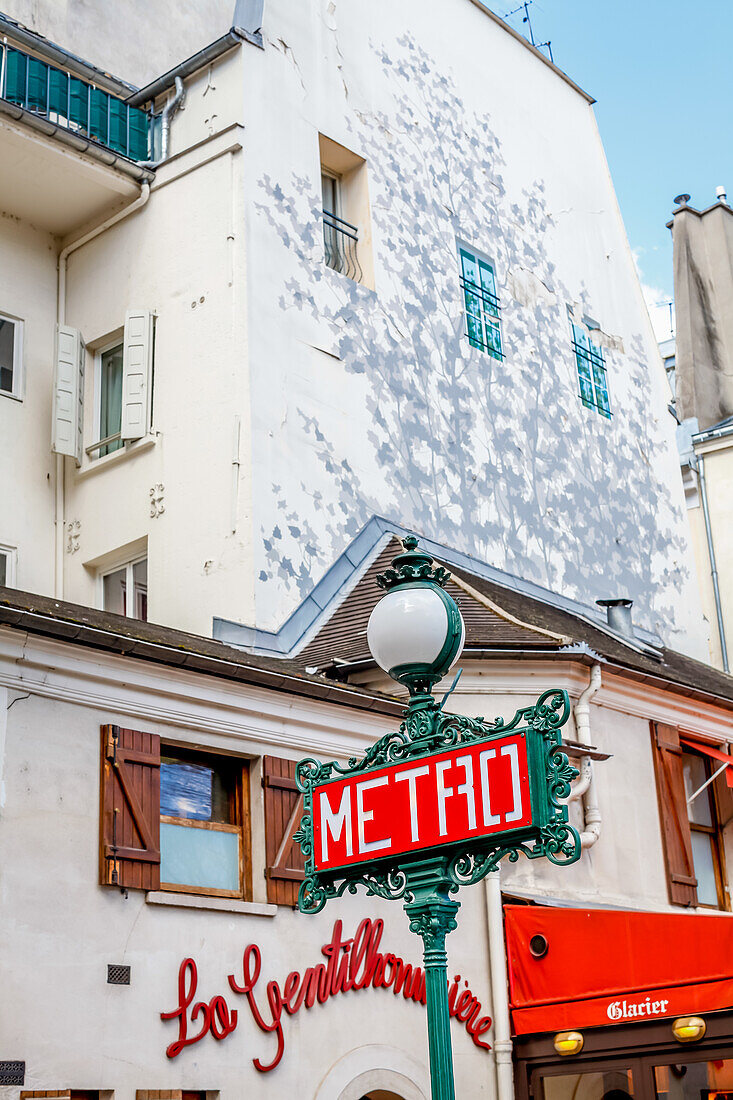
[596,598,634,638]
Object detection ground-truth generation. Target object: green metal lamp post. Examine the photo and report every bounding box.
[366,536,465,1100]
[294,536,580,1100]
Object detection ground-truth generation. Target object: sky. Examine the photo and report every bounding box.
[487,0,733,342]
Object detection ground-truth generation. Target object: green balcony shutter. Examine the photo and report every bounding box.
[49,67,68,121]
[69,76,89,132]
[4,48,27,106]
[89,87,109,144]
[26,56,48,113]
[127,107,149,160]
[108,97,128,154]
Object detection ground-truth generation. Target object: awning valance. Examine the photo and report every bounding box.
[506,905,733,1035]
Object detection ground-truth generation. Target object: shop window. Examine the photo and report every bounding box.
[654,1057,733,1100]
[101,557,148,621]
[541,1068,634,1100]
[571,318,611,419]
[160,747,250,899]
[651,723,729,910]
[458,245,503,360]
[319,133,374,288]
[0,311,23,399]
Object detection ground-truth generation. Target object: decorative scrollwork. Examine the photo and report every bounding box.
[294,685,581,916]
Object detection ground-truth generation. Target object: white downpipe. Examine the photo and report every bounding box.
[54,183,151,598]
[485,869,514,1100]
[571,663,602,850]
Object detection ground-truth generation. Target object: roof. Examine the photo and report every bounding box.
[0,587,402,719]
[297,538,733,710]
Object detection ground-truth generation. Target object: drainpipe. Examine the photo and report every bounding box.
[697,455,729,672]
[567,663,603,849]
[139,76,184,168]
[54,183,151,598]
[485,870,513,1100]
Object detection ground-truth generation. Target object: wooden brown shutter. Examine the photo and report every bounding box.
[651,722,698,907]
[262,756,305,906]
[100,725,160,891]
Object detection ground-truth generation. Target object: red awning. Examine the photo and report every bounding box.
[680,736,733,787]
[505,905,733,1035]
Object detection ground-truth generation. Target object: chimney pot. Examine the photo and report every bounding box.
[596,598,634,637]
[716,185,727,204]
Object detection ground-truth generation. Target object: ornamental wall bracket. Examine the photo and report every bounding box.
[150,484,165,518]
[65,520,81,554]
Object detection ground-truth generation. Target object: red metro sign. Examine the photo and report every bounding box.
[313,731,532,873]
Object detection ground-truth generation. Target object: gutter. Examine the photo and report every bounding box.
[0,96,154,183]
[127,27,263,108]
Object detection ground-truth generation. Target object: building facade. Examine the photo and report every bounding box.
[0,0,708,659]
[664,191,733,672]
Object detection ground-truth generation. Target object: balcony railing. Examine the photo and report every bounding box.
[0,42,151,162]
[323,209,363,283]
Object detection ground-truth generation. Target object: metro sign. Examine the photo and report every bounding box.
[295,688,580,913]
[313,732,532,873]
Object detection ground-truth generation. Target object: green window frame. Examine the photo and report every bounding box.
[459,248,503,360]
[571,322,611,419]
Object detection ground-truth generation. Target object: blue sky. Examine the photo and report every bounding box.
[489,0,733,340]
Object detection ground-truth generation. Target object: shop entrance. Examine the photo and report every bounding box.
[516,1017,733,1100]
[532,1053,733,1100]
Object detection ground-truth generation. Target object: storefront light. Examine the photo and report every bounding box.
[672,1016,706,1043]
[553,1031,584,1056]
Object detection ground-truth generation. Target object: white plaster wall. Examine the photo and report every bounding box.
[61,52,254,635]
[240,0,706,658]
[0,215,57,595]
[686,442,733,670]
[0,641,495,1100]
[1,0,236,88]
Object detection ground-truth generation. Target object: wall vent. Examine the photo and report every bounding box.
[0,1062,25,1085]
[107,964,131,985]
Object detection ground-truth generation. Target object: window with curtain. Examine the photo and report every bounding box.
[459,248,503,360]
[98,342,124,456]
[571,322,611,418]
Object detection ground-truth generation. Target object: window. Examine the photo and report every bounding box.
[97,341,124,456]
[459,247,503,360]
[682,749,727,908]
[0,312,23,398]
[651,722,730,910]
[84,310,155,461]
[102,557,147,620]
[571,321,611,418]
[160,746,250,898]
[319,134,373,287]
[0,544,16,587]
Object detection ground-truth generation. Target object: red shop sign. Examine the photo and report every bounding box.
[161,917,492,1071]
[313,732,531,873]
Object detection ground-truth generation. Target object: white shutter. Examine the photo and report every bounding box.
[121,309,154,441]
[52,325,85,464]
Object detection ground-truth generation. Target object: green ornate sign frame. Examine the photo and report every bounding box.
[294,687,579,915]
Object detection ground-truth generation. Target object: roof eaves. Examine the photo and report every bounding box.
[126,27,263,108]
[0,595,402,718]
